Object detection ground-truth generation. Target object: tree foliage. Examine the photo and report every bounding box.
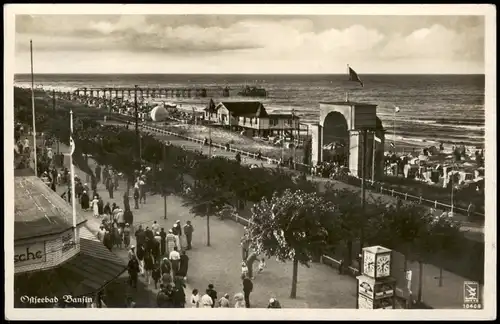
[248,189,338,266]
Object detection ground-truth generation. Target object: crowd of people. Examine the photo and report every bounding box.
[15,104,286,309]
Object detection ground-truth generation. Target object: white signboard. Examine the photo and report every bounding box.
[14,241,46,266]
[61,231,76,254]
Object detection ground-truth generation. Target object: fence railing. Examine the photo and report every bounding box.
[109,113,484,219]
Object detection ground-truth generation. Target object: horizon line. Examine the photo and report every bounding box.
[14,72,486,76]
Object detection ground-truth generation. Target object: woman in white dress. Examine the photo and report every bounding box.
[233,293,245,308]
[92,196,100,218]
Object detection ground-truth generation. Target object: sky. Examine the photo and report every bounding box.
[15,14,485,74]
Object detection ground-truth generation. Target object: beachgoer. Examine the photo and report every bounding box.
[218,294,231,308]
[190,289,200,308]
[183,221,194,250]
[169,247,181,277]
[200,290,213,308]
[242,274,253,308]
[178,250,189,281]
[206,284,218,308]
[267,298,282,308]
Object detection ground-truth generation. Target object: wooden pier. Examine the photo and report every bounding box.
[72,87,217,99]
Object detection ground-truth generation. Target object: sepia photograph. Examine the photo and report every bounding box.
[4,4,496,321]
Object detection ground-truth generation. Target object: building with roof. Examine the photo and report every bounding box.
[203,99,300,137]
[13,175,127,308]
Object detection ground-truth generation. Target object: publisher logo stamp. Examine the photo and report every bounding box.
[463,281,481,309]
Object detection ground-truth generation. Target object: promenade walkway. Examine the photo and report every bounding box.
[56,142,357,308]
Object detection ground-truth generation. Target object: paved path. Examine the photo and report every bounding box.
[56,142,357,309]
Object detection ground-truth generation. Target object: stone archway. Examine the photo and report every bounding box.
[322,111,349,166]
[311,101,385,179]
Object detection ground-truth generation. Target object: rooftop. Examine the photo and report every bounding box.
[15,176,87,241]
[320,101,377,107]
[219,101,269,118]
[268,113,300,119]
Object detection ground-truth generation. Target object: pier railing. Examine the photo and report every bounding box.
[109,113,484,220]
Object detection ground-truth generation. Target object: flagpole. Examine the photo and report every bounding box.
[70,110,77,241]
[30,40,38,177]
[372,132,376,182]
[393,108,396,154]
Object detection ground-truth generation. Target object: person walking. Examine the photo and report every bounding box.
[160,257,172,285]
[169,247,181,277]
[91,196,100,218]
[242,274,253,308]
[135,225,146,248]
[124,208,134,228]
[123,224,131,249]
[103,230,113,251]
[152,262,161,289]
[233,293,245,308]
[206,284,218,309]
[97,196,104,216]
[166,229,176,254]
[139,176,147,204]
[106,176,114,199]
[128,257,140,289]
[190,289,200,308]
[160,228,167,256]
[116,207,125,230]
[241,235,250,261]
[218,294,231,308]
[172,277,186,308]
[103,202,111,218]
[178,250,189,281]
[123,191,131,212]
[200,290,213,308]
[81,190,90,211]
[136,244,146,277]
[183,221,194,250]
[144,251,154,285]
[133,183,140,209]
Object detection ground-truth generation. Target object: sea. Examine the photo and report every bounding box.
[14,74,485,148]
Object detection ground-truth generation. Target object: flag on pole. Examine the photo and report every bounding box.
[347,65,364,87]
[374,135,382,143]
[69,109,75,155]
[69,136,75,156]
[395,106,400,113]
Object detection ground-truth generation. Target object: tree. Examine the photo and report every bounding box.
[415,214,463,302]
[320,185,385,269]
[248,188,338,298]
[183,179,235,247]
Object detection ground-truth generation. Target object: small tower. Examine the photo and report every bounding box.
[356,245,397,309]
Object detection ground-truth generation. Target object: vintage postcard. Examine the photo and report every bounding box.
[4,3,496,321]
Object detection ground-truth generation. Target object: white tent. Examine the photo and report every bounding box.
[150,105,169,122]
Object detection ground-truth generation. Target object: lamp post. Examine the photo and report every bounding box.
[134,85,140,161]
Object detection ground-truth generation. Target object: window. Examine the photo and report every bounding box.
[286,119,292,126]
[243,117,246,124]
[270,118,278,126]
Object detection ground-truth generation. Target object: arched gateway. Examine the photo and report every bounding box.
[311,101,385,180]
